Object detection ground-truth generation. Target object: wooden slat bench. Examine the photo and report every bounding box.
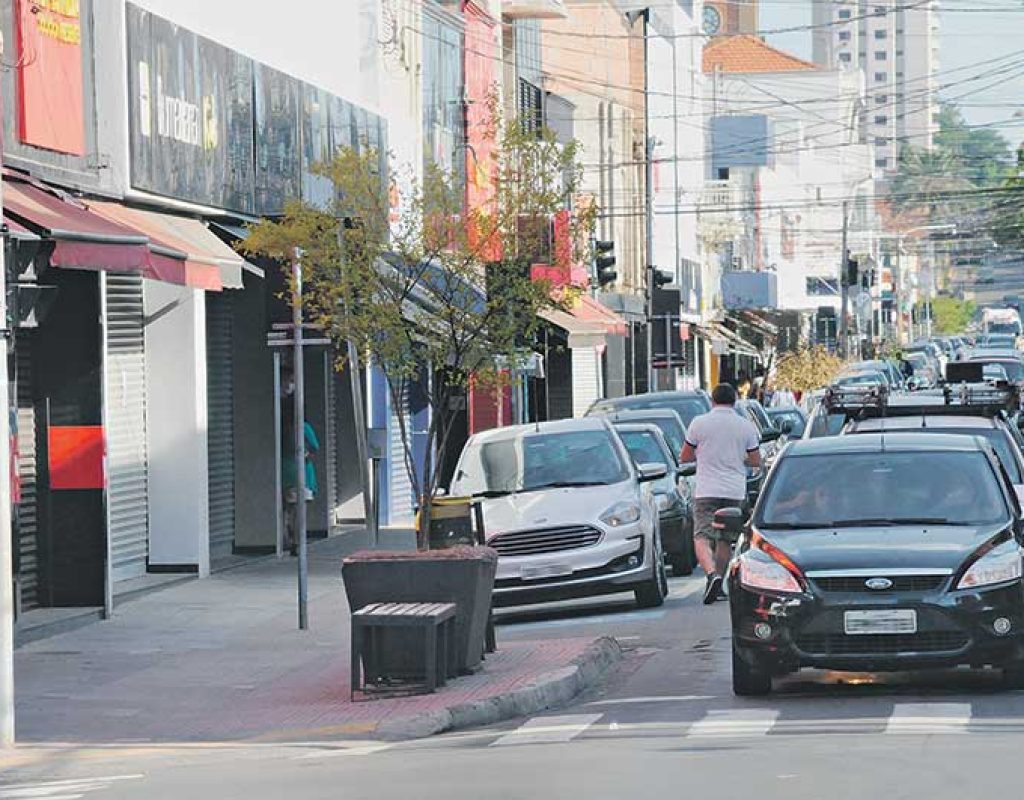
[350,602,458,699]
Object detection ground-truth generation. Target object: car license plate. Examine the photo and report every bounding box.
[521,564,573,580]
[844,609,917,635]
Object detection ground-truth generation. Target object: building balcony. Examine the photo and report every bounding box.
[502,0,567,19]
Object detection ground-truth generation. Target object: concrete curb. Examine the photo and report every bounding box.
[374,637,623,741]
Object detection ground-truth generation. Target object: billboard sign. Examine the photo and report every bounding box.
[16,0,86,155]
[127,3,256,213]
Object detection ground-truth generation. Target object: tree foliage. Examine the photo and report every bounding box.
[930,296,976,334]
[241,107,597,544]
[771,347,844,394]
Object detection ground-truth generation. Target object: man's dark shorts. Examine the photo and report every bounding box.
[694,497,745,543]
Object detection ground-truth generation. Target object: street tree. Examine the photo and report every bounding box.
[930,296,977,334]
[242,109,596,546]
[772,347,844,394]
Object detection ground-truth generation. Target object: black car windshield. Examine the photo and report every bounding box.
[851,426,1022,483]
[620,418,684,458]
[618,430,671,467]
[758,451,1009,528]
[455,429,630,496]
[596,396,709,427]
[972,359,1024,381]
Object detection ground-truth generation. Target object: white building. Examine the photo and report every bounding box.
[812,0,940,175]
[702,36,876,315]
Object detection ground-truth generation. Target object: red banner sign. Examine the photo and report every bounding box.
[16,0,85,155]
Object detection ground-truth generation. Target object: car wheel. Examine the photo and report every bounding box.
[636,534,668,609]
[1002,660,1024,690]
[668,552,692,577]
[732,641,772,696]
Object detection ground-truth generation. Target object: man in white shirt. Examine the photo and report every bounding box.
[680,383,762,604]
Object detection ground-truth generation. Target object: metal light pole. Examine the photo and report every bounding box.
[292,249,309,631]
[0,180,14,747]
[839,201,849,358]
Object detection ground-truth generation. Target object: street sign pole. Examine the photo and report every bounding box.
[0,174,15,747]
[839,201,849,359]
[292,250,309,631]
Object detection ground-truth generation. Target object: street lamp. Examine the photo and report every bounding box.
[878,224,956,343]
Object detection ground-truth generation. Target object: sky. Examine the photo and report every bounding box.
[760,0,1024,148]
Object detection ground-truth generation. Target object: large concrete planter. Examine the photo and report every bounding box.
[342,547,498,676]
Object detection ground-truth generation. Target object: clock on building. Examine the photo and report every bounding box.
[703,4,722,35]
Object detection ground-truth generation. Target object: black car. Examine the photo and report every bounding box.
[587,390,711,428]
[766,406,807,438]
[599,408,687,463]
[613,422,696,576]
[722,433,1024,696]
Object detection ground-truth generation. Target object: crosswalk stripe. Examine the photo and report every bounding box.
[294,744,393,760]
[0,776,142,799]
[885,703,971,735]
[686,709,780,738]
[490,714,603,746]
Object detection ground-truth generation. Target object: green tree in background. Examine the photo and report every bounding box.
[991,145,1024,250]
[931,296,977,334]
[933,105,1014,188]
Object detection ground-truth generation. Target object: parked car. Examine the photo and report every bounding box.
[735,399,783,504]
[450,418,669,608]
[967,355,1024,384]
[723,432,1024,695]
[591,408,687,463]
[976,334,1018,350]
[843,359,906,389]
[613,423,696,576]
[587,390,711,428]
[834,369,890,388]
[904,353,938,388]
[765,405,807,438]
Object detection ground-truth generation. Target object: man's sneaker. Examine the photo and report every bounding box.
[703,575,723,605]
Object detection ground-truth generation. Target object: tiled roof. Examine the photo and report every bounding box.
[703,35,818,74]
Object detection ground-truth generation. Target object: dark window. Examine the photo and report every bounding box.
[875,29,887,39]
[875,72,887,82]
[838,9,852,18]
[839,52,852,63]
[806,277,840,296]
[518,78,543,137]
[875,51,887,60]
[874,6,886,15]
[877,94,888,103]
[874,115,888,124]
[875,136,887,145]
[875,157,889,167]
[839,31,851,42]
[758,451,1009,528]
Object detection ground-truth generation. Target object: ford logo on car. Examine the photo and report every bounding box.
[865,577,894,591]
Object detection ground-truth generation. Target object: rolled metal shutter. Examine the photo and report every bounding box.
[205,293,235,561]
[571,347,601,418]
[388,383,414,526]
[15,334,38,610]
[103,273,150,584]
[325,358,338,526]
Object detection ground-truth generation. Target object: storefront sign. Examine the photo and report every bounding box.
[16,0,86,155]
[126,4,386,215]
[127,3,256,213]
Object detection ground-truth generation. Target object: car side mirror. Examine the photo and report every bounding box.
[761,428,782,444]
[678,462,697,478]
[637,462,669,482]
[713,507,746,536]
[779,420,794,435]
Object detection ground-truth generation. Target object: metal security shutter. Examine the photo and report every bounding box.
[206,293,235,560]
[103,273,150,584]
[15,334,39,610]
[325,359,338,525]
[389,383,414,526]
[571,347,601,418]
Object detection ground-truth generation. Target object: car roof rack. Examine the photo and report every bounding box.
[825,381,1020,421]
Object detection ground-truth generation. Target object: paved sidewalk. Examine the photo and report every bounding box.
[14,534,618,744]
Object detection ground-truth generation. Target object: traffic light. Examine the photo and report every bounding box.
[845,255,859,288]
[595,240,617,287]
[652,268,672,288]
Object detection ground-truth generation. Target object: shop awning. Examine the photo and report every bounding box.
[89,202,246,290]
[207,221,265,277]
[568,294,628,335]
[539,305,607,348]
[3,217,40,243]
[700,322,761,358]
[2,175,151,272]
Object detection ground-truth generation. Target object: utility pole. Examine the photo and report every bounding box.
[292,249,309,631]
[839,201,849,359]
[646,138,655,393]
[0,173,14,747]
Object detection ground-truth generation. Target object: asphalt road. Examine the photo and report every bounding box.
[6,574,1024,799]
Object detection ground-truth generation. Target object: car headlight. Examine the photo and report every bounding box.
[738,549,802,594]
[600,501,642,528]
[957,546,1023,590]
[655,493,672,512]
